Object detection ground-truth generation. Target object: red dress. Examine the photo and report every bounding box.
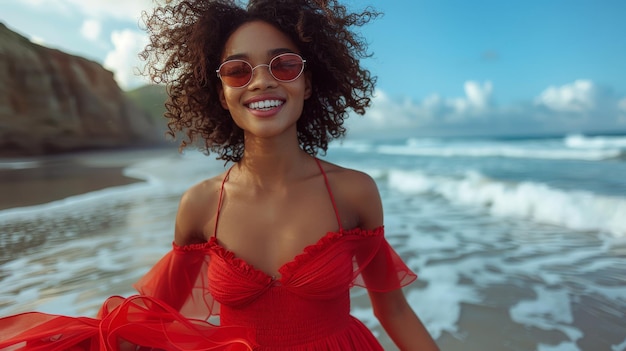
[0,160,416,350]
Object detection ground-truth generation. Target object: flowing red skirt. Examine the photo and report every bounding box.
[0,295,254,351]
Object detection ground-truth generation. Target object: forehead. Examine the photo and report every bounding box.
[222,21,299,60]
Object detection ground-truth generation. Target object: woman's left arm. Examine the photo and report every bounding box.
[369,289,440,351]
[344,169,440,351]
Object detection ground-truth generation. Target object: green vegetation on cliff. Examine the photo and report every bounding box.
[125,84,168,125]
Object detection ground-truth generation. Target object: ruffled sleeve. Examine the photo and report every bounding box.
[351,226,417,292]
[133,242,218,320]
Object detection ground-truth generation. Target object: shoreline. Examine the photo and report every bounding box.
[0,147,175,211]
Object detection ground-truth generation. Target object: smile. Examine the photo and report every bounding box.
[246,99,284,111]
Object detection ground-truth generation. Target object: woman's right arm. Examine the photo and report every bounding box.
[174,180,218,246]
[134,179,219,311]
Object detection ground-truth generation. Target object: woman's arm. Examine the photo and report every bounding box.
[369,289,440,351]
[134,177,221,312]
[174,178,219,246]
[344,169,440,351]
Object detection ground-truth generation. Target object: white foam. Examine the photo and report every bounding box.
[405,266,482,340]
[565,134,626,149]
[510,286,583,345]
[613,337,626,351]
[30,292,83,315]
[0,181,152,220]
[538,342,581,351]
[124,150,225,187]
[387,169,626,238]
[0,160,41,169]
[377,143,621,161]
[329,139,374,153]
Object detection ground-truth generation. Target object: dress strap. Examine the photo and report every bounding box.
[315,158,343,230]
[214,166,234,238]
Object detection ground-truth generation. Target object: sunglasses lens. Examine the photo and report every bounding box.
[270,54,304,81]
[218,54,305,87]
[218,61,252,88]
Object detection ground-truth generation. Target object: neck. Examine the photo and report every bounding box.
[235,134,313,187]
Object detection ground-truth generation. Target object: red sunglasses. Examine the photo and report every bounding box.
[216,53,306,88]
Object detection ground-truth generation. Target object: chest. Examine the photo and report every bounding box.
[206,233,355,307]
[210,183,350,277]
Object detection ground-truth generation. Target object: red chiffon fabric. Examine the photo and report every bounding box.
[0,226,415,350]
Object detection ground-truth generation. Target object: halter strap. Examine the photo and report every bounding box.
[214,166,233,238]
[214,159,343,238]
[315,158,343,230]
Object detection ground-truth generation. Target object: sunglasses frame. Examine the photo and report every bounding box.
[216,53,307,88]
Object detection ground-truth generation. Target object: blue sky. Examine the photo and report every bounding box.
[2,0,626,138]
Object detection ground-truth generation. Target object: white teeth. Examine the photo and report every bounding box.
[248,100,284,110]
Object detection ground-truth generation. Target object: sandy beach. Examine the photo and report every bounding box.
[0,148,173,210]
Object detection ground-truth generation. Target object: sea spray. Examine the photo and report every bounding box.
[386,169,626,238]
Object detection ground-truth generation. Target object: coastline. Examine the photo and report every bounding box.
[0,147,174,211]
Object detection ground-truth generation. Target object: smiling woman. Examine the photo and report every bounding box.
[215,21,312,141]
[0,1,440,350]
[140,0,377,162]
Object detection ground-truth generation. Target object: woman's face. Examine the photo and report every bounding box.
[218,21,312,140]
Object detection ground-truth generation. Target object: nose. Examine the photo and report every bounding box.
[247,64,277,89]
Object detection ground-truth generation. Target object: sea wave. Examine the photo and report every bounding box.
[386,169,626,238]
[376,142,622,161]
[337,134,626,161]
[564,134,626,149]
[0,160,41,170]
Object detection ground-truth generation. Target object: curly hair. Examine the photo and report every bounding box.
[140,0,379,162]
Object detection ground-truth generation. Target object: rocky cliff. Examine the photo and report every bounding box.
[0,23,165,157]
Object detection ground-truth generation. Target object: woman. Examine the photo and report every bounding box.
[0,0,439,350]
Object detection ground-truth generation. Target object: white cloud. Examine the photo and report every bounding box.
[347,79,626,138]
[618,97,626,113]
[348,81,495,136]
[464,81,493,110]
[103,29,149,90]
[80,19,101,41]
[29,35,46,45]
[17,0,154,21]
[618,98,626,125]
[67,0,154,21]
[534,80,596,112]
[18,0,71,13]
[369,91,421,124]
[348,90,422,135]
[421,80,493,119]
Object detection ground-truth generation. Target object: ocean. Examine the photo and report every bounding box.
[1,133,625,351]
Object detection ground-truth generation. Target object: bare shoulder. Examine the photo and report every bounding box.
[174,172,225,245]
[323,162,379,197]
[318,160,383,229]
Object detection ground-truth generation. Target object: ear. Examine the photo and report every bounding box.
[303,72,312,100]
[218,86,229,110]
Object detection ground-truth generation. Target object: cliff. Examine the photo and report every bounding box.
[0,23,165,157]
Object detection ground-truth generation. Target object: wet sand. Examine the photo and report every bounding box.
[374,284,626,351]
[0,148,174,210]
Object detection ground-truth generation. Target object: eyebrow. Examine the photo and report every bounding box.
[223,48,296,62]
